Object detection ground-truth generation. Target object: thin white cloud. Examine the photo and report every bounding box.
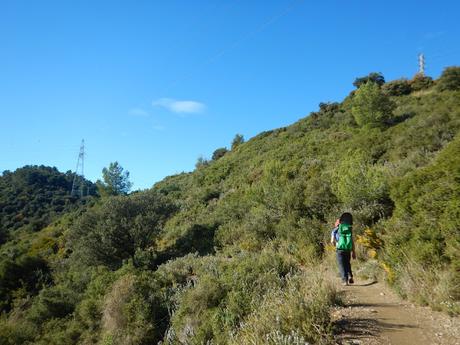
[152,98,206,114]
[129,107,150,117]
[424,31,445,40]
[152,124,165,131]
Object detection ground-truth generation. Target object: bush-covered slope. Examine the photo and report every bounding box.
[0,165,96,240]
[383,134,460,307]
[0,166,96,315]
[1,68,459,344]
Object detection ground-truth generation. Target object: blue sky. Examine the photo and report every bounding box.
[1,0,459,190]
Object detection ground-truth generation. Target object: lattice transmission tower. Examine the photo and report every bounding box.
[71,139,86,197]
[418,53,425,76]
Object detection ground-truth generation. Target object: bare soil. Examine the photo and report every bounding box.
[331,280,460,345]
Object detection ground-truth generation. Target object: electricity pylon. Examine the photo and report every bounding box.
[71,139,85,197]
[418,53,425,76]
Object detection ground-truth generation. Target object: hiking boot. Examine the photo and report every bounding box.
[348,277,354,284]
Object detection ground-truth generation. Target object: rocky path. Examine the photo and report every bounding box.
[331,280,460,345]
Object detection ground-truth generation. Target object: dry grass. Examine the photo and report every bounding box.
[391,257,459,315]
[229,265,339,345]
[100,274,135,345]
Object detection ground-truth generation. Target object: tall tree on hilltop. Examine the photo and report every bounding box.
[437,66,460,91]
[212,147,228,161]
[97,161,133,196]
[231,134,245,150]
[353,72,385,88]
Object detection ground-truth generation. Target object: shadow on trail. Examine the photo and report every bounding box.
[350,280,378,287]
[347,302,397,308]
[333,317,417,343]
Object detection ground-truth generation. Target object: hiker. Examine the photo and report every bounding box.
[331,212,356,286]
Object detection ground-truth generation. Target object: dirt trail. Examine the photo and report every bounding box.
[331,280,460,345]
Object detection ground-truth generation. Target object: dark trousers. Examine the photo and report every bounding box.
[336,250,353,281]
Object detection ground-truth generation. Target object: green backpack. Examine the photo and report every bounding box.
[337,223,353,251]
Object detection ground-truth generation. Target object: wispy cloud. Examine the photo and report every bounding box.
[152,98,206,114]
[152,124,165,131]
[424,31,445,40]
[129,107,150,117]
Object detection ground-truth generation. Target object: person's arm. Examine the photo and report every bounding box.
[331,228,337,246]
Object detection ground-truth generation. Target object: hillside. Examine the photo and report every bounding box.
[0,165,96,241]
[0,68,459,345]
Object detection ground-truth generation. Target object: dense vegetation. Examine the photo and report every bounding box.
[0,166,95,242]
[0,66,459,344]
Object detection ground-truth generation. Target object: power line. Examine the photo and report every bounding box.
[162,0,304,93]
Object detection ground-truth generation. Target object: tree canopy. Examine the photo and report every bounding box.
[0,165,95,239]
[231,133,245,149]
[351,81,395,128]
[353,72,385,88]
[437,66,460,91]
[97,161,132,196]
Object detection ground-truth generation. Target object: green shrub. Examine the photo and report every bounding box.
[70,191,177,269]
[0,256,51,312]
[437,66,460,91]
[353,72,385,88]
[351,82,395,127]
[384,135,460,314]
[27,286,78,323]
[163,250,298,344]
[212,148,228,161]
[410,74,434,91]
[0,317,37,345]
[332,150,392,223]
[382,78,412,96]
